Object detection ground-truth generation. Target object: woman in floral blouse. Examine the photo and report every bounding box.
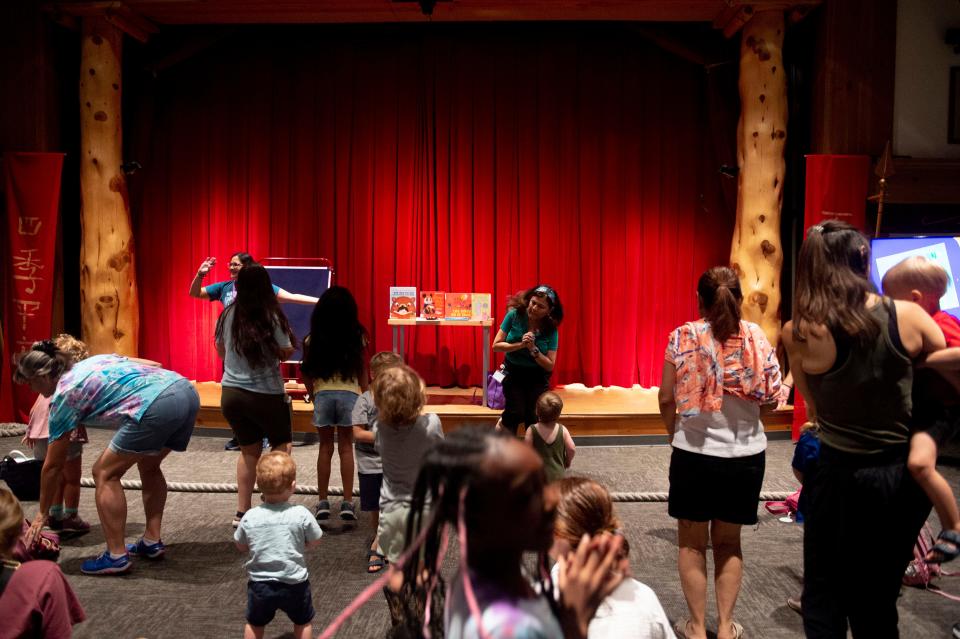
[657,266,781,639]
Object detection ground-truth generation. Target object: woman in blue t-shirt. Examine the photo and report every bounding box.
[492,285,563,435]
[189,251,318,308]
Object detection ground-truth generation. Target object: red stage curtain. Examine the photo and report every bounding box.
[790,154,871,438]
[131,27,735,388]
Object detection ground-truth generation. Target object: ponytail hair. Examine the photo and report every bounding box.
[793,220,878,346]
[698,266,743,343]
[554,477,629,559]
[13,340,74,384]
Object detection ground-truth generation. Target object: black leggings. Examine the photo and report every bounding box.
[802,443,931,638]
[500,363,550,435]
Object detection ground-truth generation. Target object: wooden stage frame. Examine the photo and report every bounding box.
[193,382,793,438]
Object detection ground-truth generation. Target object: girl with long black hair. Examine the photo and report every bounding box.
[301,286,369,522]
[216,264,296,528]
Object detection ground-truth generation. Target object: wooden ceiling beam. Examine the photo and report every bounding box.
[45,2,157,42]
[713,1,821,38]
[41,1,805,25]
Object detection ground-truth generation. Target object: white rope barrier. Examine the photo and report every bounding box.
[74,478,793,502]
[6,423,795,502]
[0,423,27,438]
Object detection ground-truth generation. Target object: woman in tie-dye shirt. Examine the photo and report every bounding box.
[14,341,199,577]
[657,267,780,639]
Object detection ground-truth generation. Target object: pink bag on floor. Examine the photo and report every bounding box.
[764,488,801,516]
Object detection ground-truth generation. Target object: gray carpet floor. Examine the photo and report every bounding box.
[3,428,959,639]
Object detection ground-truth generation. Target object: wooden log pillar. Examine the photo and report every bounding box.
[730,10,787,347]
[79,16,139,355]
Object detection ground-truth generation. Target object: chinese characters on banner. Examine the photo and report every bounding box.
[791,155,870,439]
[1,152,64,422]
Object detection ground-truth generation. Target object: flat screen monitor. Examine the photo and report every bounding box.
[869,236,960,320]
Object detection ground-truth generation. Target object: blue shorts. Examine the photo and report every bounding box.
[247,579,315,627]
[109,379,199,456]
[358,473,383,512]
[312,391,359,427]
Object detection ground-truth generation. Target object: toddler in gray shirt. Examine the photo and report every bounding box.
[235,452,322,639]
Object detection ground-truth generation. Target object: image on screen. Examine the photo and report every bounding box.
[870,237,960,320]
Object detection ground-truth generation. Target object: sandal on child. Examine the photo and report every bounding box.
[673,619,692,639]
[926,530,960,564]
[366,549,387,574]
[730,621,745,639]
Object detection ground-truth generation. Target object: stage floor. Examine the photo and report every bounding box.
[194,382,793,438]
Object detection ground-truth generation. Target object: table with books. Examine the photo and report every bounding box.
[388,289,495,407]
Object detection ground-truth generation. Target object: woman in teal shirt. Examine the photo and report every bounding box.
[492,285,563,435]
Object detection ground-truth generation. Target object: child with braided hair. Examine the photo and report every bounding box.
[317,426,627,639]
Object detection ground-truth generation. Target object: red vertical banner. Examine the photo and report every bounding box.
[1,152,64,422]
[792,154,870,438]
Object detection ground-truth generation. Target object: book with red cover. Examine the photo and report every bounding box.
[444,292,473,320]
[389,286,417,319]
[421,291,445,320]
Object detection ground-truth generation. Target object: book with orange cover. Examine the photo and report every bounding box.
[389,286,417,319]
[444,292,473,320]
[471,293,491,321]
[421,291,445,320]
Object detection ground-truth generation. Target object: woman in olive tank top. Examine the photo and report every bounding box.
[783,221,945,638]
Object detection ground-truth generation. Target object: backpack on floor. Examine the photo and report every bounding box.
[903,523,960,601]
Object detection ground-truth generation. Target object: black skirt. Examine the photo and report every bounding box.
[668,446,766,525]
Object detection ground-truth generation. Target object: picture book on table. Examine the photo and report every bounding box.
[421,291,445,320]
[445,292,473,320]
[389,287,417,319]
[471,293,491,321]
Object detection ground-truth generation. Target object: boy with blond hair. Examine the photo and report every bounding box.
[883,255,960,562]
[524,391,576,482]
[372,364,444,565]
[351,350,404,573]
[235,452,322,639]
[883,255,960,345]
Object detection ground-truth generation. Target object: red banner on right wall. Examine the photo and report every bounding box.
[791,154,871,439]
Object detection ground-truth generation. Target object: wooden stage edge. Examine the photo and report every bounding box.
[193,382,793,438]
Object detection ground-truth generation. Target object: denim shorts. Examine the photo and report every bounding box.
[109,379,200,456]
[247,579,315,627]
[312,391,359,427]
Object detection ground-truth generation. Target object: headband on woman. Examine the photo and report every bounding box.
[33,340,57,357]
[534,285,556,304]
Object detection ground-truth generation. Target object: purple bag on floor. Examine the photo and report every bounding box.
[486,373,506,410]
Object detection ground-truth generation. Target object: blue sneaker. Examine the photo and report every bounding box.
[126,538,166,560]
[81,551,131,575]
[224,438,240,451]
